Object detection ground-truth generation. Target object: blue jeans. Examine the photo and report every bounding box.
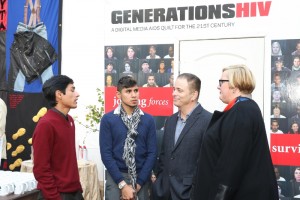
[14,22,53,92]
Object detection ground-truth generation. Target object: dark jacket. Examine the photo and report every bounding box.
[153,104,212,200]
[8,31,57,89]
[191,98,278,200]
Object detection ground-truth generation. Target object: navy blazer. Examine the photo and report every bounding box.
[153,104,212,200]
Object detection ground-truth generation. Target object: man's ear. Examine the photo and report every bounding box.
[192,90,199,102]
[116,90,121,99]
[55,90,62,100]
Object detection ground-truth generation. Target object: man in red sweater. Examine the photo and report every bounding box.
[33,75,83,200]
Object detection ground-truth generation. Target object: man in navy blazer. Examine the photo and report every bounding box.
[152,73,212,200]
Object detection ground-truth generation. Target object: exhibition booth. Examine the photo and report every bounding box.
[1,0,300,199]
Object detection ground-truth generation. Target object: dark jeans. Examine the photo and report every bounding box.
[37,190,84,200]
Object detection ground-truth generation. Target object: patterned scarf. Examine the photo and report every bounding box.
[120,105,141,191]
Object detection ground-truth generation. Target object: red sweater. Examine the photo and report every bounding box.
[33,109,82,200]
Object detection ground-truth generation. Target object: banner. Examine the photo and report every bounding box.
[6,93,48,171]
[0,0,7,31]
[104,44,174,131]
[269,38,300,198]
[271,134,300,166]
[105,87,173,116]
[0,0,62,171]
[0,0,7,91]
[6,0,61,93]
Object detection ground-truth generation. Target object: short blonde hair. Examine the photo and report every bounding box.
[223,64,255,94]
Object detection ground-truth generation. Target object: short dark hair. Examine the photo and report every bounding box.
[149,45,156,50]
[273,104,280,110]
[106,62,114,67]
[117,76,137,92]
[177,73,201,99]
[273,72,281,78]
[42,75,74,107]
[147,73,155,79]
[293,56,300,60]
[105,46,114,54]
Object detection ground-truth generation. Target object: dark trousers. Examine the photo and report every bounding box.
[37,190,84,200]
[105,171,150,200]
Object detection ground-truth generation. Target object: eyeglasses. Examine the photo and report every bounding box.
[219,79,229,87]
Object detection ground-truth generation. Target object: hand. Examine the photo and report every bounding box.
[136,184,141,193]
[121,184,136,200]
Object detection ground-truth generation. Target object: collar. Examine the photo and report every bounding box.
[223,96,250,112]
[114,105,144,115]
[178,102,199,121]
[51,107,69,121]
[292,66,300,71]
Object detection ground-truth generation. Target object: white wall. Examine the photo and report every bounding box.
[61,0,105,181]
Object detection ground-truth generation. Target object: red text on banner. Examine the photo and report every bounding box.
[271,134,300,166]
[105,87,173,116]
[0,0,7,31]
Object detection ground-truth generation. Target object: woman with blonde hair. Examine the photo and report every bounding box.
[191,64,278,200]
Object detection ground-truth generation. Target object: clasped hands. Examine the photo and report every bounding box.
[121,183,141,200]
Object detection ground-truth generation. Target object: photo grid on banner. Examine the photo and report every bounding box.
[270,39,300,198]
